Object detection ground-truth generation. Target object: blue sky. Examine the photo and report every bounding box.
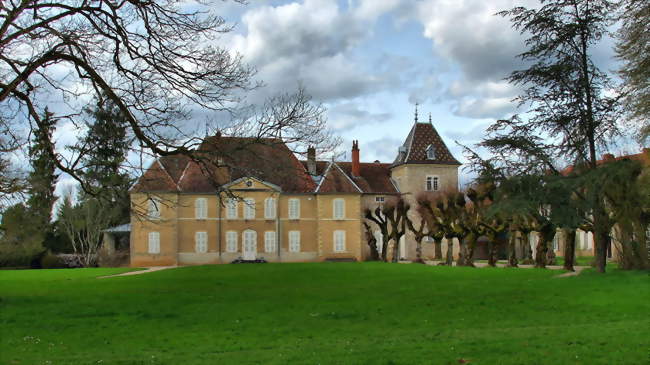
[46,0,624,195]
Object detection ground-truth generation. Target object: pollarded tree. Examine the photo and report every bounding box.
[362,222,380,261]
[384,198,410,263]
[487,0,621,272]
[365,206,390,262]
[404,206,430,264]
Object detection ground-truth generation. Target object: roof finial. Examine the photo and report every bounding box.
[414,102,419,123]
[429,112,432,124]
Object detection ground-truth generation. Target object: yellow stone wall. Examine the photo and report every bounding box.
[130,193,179,267]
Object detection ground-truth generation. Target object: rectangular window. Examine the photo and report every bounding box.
[148,198,161,219]
[375,196,385,204]
[148,232,160,254]
[264,198,276,219]
[333,199,345,219]
[288,198,300,219]
[264,231,276,253]
[243,198,256,220]
[195,231,208,253]
[426,176,440,192]
[195,198,208,219]
[226,231,238,253]
[334,230,346,252]
[289,231,301,252]
[226,199,237,219]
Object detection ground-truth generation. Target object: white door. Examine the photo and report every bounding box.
[399,236,406,260]
[243,230,257,260]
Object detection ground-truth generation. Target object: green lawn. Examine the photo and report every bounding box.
[0,264,647,365]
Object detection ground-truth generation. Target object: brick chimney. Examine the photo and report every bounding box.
[351,140,360,177]
[307,146,316,175]
[602,153,615,163]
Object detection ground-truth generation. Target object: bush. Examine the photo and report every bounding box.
[57,254,85,268]
[40,253,66,269]
[0,239,45,268]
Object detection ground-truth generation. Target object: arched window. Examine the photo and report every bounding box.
[195,198,207,219]
[264,197,276,219]
[333,198,345,219]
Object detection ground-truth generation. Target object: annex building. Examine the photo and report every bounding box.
[129,117,461,267]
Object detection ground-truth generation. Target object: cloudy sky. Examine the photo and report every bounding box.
[202,0,620,181]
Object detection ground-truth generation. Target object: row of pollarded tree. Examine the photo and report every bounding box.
[364,157,649,273]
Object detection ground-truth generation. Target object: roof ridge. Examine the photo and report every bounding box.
[332,162,362,193]
[156,159,180,191]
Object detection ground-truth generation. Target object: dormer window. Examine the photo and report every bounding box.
[426,145,436,160]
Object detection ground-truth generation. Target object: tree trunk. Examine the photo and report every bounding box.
[456,238,466,266]
[445,237,454,266]
[391,237,400,263]
[507,231,518,267]
[381,233,389,262]
[465,233,477,267]
[522,232,534,264]
[434,238,443,260]
[593,211,611,273]
[563,229,576,272]
[413,239,425,264]
[534,232,547,269]
[487,240,497,267]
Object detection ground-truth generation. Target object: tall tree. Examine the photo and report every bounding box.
[0,1,335,195]
[26,108,58,230]
[616,0,650,144]
[486,0,620,272]
[78,99,133,224]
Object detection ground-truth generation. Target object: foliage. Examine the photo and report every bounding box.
[40,253,66,269]
[77,99,133,225]
[0,264,648,364]
[0,203,45,267]
[26,108,58,229]
[616,0,650,144]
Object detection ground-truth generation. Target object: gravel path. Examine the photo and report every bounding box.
[98,266,177,279]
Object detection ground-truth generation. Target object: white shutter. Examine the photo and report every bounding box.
[195,232,208,253]
[226,231,238,252]
[333,199,345,219]
[244,198,255,219]
[334,230,346,252]
[265,231,276,253]
[265,198,276,219]
[288,198,300,219]
[148,232,160,254]
[195,198,207,219]
[226,199,237,219]
[289,231,301,252]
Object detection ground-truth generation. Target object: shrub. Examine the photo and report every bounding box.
[0,239,45,268]
[98,249,130,268]
[40,253,66,269]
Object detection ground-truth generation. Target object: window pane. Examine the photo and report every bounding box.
[265,231,276,253]
[226,231,238,252]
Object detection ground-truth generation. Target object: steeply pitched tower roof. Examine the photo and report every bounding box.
[392,121,461,167]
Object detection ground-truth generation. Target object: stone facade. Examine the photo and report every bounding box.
[129,119,461,266]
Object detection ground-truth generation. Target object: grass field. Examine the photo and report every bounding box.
[1,264,648,365]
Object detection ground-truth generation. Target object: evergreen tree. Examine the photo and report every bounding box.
[482,0,621,272]
[80,99,134,225]
[26,108,58,230]
[616,0,650,144]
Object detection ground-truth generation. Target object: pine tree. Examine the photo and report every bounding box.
[482,0,621,273]
[80,99,133,225]
[26,108,58,230]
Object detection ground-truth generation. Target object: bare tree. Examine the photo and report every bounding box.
[0,1,336,195]
[364,206,390,262]
[58,192,112,267]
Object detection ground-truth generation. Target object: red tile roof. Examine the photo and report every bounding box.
[561,149,649,175]
[131,136,316,193]
[393,122,461,166]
